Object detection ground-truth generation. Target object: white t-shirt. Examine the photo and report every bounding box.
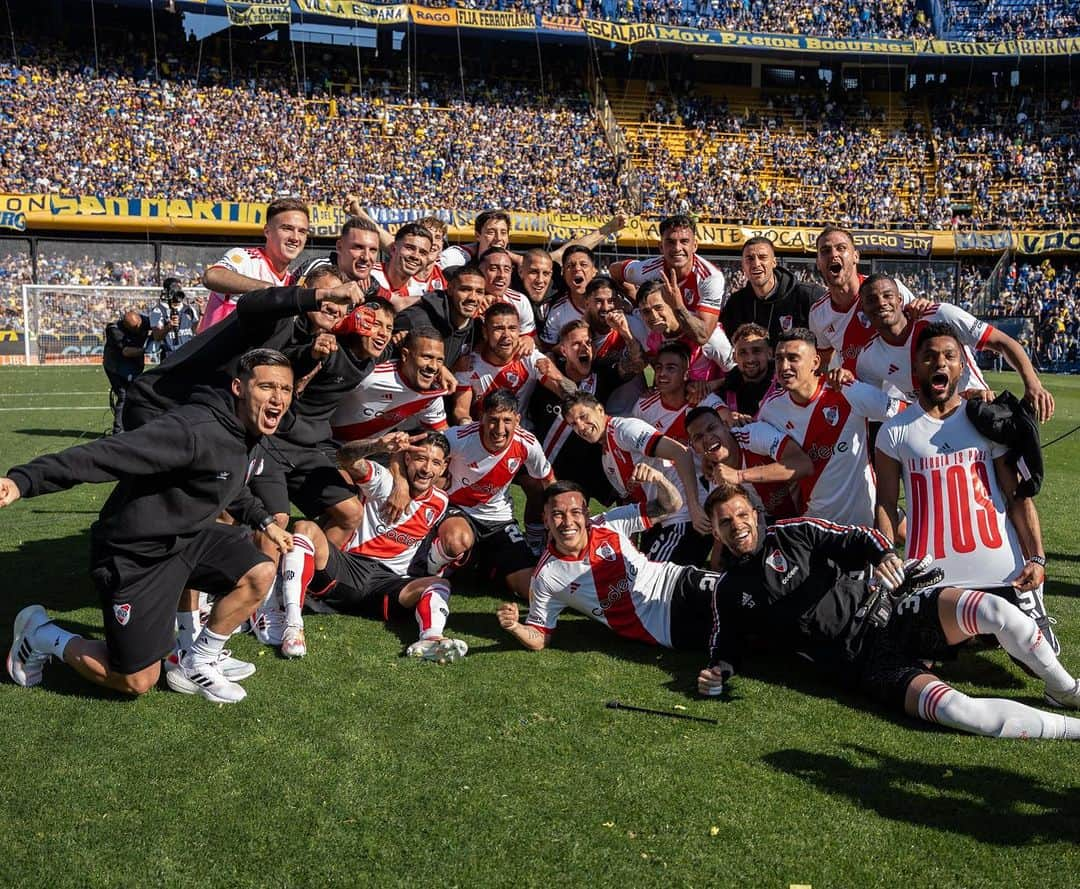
[758,378,900,526]
[856,303,993,403]
[526,505,688,647]
[809,276,914,371]
[877,404,1023,588]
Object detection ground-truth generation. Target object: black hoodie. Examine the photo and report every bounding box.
[8,387,271,564]
[393,289,478,369]
[123,286,320,425]
[722,266,824,347]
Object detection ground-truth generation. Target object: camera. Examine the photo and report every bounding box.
[162,277,186,307]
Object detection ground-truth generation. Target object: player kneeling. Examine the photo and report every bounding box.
[253,432,472,662]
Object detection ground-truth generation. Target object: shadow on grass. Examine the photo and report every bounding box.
[1046,578,1077,600]
[15,428,107,441]
[764,744,1080,846]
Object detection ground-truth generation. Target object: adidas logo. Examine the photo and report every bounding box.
[887,363,899,374]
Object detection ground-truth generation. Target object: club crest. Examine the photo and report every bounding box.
[766,549,788,573]
[113,603,132,627]
[508,457,521,472]
[823,406,840,426]
[780,314,793,332]
[596,542,618,562]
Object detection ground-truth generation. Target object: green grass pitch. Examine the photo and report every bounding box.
[0,366,1077,888]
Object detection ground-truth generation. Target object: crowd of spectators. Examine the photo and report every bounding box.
[0,53,620,214]
[933,90,1080,230]
[633,90,956,228]
[946,0,1080,39]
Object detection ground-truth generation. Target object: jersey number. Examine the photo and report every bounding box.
[908,464,1003,560]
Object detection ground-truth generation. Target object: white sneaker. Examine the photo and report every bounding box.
[7,605,53,688]
[164,648,255,681]
[1045,679,1080,710]
[166,656,247,703]
[281,624,307,659]
[251,606,286,647]
[406,637,468,664]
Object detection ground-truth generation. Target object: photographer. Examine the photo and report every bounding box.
[103,310,151,434]
[148,277,200,363]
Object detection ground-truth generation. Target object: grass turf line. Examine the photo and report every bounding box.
[0,367,1077,888]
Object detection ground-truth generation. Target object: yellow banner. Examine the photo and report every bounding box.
[408,4,456,27]
[294,0,409,25]
[456,9,534,30]
[226,2,292,27]
[2,194,1077,255]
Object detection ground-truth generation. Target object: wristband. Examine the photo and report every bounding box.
[1027,555,1046,567]
[258,515,276,533]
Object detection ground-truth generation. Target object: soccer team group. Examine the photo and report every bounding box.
[3,199,1080,740]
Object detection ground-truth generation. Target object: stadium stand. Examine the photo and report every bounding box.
[945,0,1080,38]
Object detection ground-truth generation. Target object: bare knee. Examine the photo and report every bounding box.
[439,519,474,557]
[116,663,161,696]
[325,497,363,531]
[240,561,278,602]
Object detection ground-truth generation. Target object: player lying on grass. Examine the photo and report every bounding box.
[255,431,472,663]
[497,472,732,653]
[697,483,1080,739]
[2,349,295,704]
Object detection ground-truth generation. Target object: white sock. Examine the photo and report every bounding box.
[918,680,1080,739]
[281,534,315,626]
[956,589,1075,693]
[187,626,229,667]
[415,581,452,641]
[175,610,201,652]
[30,623,77,659]
[426,537,454,575]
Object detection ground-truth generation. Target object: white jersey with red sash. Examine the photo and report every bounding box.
[370,264,428,310]
[198,246,292,333]
[601,416,690,526]
[525,505,687,646]
[438,244,477,271]
[758,378,900,525]
[621,255,726,319]
[631,391,725,445]
[456,348,547,419]
[542,373,599,460]
[330,360,449,442]
[346,462,450,574]
[419,265,448,292]
[810,276,914,372]
[445,423,553,523]
[855,303,993,404]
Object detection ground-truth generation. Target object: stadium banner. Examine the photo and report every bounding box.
[5,193,1079,255]
[955,231,1013,253]
[578,20,1080,58]
[226,2,292,26]
[1015,230,1080,255]
[541,15,584,34]
[294,0,409,25]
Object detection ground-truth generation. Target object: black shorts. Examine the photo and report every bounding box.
[856,586,963,712]
[249,438,356,518]
[444,508,536,586]
[668,566,726,652]
[550,447,616,507]
[89,525,270,675]
[641,521,712,567]
[309,548,415,621]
